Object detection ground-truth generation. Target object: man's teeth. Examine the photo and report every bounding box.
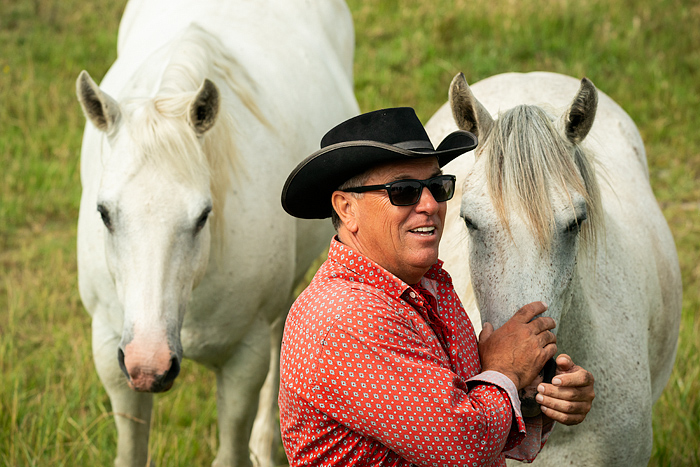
[411,227,435,233]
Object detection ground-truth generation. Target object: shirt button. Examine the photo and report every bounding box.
[409,292,416,298]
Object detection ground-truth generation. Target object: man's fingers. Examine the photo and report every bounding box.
[536,382,593,426]
[543,342,558,360]
[538,330,557,350]
[537,383,594,402]
[554,354,576,373]
[536,394,590,425]
[536,359,595,426]
[536,392,590,413]
[552,367,595,387]
[514,301,548,322]
[531,316,556,333]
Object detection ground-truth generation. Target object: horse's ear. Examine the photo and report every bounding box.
[449,72,494,142]
[189,79,220,136]
[77,70,121,133]
[561,77,598,144]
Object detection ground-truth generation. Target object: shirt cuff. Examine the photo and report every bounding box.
[466,370,524,432]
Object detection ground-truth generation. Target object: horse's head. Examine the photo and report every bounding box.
[77,70,222,392]
[448,72,602,335]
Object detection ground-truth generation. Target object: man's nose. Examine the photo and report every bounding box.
[415,187,439,213]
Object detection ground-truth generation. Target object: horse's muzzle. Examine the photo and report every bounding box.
[118,348,181,393]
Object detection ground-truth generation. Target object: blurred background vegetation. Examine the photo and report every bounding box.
[1,0,698,465]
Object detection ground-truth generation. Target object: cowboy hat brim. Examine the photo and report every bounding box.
[281,130,477,219]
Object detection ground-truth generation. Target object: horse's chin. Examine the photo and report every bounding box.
[518,358,557,418]
[519,377,544,417]
[126,377,176,393]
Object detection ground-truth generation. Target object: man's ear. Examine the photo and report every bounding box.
[331,191,359,233]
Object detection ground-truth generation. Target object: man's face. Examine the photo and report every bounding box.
[341,157,447,284]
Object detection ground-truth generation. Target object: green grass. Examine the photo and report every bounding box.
[1,0,698,465]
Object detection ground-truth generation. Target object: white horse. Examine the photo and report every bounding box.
[75,1,358,466]
[426,72,682,465]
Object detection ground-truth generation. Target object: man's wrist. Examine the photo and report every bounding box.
[482,366,520,389]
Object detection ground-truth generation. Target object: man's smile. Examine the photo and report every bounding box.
[409,226,437,235]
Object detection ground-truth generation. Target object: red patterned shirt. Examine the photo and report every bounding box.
[280,237,552,466]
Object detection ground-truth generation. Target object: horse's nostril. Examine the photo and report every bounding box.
[117,348,129,379]
[162,356,181,387]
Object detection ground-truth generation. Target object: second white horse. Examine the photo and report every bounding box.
[426,72,681,465]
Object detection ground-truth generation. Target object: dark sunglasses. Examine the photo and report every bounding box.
[341,174,457,206]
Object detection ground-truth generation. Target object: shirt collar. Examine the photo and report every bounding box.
[328,236,449,299]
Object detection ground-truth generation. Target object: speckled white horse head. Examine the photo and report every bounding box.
[448,72,602,332]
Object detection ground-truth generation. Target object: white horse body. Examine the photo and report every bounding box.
[426,72,681,465]
[76,1,358,466]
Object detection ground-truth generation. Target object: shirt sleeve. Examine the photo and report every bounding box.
[503,415,555,462]
[305,305,521,467]
[466,372,553,462]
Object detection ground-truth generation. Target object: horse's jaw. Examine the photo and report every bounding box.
[472,253,578,416]
[465,203,581,415]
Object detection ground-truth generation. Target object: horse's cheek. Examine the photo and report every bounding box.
[469,246,503,326]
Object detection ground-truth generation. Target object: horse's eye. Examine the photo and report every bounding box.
[97,204,113,232]
[565,215,587,234]
[463,215,478,231]
[195,207,212,233]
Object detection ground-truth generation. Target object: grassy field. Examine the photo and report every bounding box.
[1,0,698,465]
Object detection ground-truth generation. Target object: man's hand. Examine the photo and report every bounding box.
[478,301,557,390]
[536,354,595,425]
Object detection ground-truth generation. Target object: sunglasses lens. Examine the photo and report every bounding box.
[388,181,422,205]
[428,176,455,202]
[384,176,455,206]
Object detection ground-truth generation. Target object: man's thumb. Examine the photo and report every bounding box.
[479,322,494,343]
[556,353,575,372]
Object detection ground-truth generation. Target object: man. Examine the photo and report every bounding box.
[279,107,594,466]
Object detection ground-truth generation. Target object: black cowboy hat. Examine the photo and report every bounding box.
[281,107,478,219]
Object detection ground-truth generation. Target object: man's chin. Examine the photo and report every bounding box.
[408,251,440,271]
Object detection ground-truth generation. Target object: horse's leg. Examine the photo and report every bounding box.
[249,316,284,467]
[212,317,271,467]
[92,312,153,467]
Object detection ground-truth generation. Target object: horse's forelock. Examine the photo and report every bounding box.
[126,97,211,188]
[119,25,263,243]
[485,104,601,249]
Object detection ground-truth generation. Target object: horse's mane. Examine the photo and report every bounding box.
[484,104,602,249]
[123,24,268,236]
